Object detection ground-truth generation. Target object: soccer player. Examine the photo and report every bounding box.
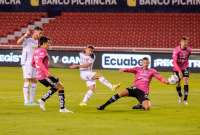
[97,57,169,111]
[32,36,72,113]
[69,46,120,106]
[172,36,192,105]
[17,27,43,105]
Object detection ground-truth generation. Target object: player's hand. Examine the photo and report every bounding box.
[24,30,31,37]
[119,68,125,72]
[69,64,79,69]
[178,71,183,79]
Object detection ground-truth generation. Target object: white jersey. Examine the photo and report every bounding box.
[79,52,95,72]
[21,38,38,65]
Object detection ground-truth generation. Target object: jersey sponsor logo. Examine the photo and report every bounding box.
[102,53,151,69]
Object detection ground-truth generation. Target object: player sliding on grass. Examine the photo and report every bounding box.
[32,36,73,113]
[97,57,170,111]
[172,36,192,105]
[69,46,120,106]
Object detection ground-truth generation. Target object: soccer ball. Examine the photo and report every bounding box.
[168,75,179,84]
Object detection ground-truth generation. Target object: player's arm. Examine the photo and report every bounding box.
[17,30,30,45]
[69,63,92,69]
[172,50,182,78]
[119,67,137,73]
[153,70,169,84]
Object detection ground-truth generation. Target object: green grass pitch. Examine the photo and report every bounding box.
[0,67,200,135]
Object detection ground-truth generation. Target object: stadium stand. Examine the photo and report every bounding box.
[1,12,200,51]
[0,12,46,37]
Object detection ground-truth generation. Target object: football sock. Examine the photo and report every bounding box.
[41,88,57,102]
[184,85,189,101]
[82,90,94,103]
[101,94,120,108]
[176,86,182,97]
[98,76,113,90]
[58,90,65,109]
[30,83,37,103]
[23,82,29,104]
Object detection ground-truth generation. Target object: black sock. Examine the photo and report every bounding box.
[176,86,182,97]
[184,85,189,101]
[41,88,57,102]
[58,90,65,109]
[101,94,120,108]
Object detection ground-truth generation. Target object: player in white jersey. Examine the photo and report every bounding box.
[69,46,120,106]
[17,27,43,105]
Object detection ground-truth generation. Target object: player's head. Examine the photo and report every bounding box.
[142,57,150,69]
[32,26,43,39]
[38,36,50,49]
[180,36,189,49]
[84,45,95,55]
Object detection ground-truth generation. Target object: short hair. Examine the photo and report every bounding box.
[38,36,49,47]
[34,26,43,31]
[181,36,189,41]
[87,45,95,50]
[142,57,149,61]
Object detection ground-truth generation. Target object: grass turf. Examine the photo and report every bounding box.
[0,67,200,135]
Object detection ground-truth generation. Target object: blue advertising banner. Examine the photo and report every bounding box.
[0,0,200,12]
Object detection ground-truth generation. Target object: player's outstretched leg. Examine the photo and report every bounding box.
[97,89,128,110]
[98,75,120,91]
[38,87,57,111]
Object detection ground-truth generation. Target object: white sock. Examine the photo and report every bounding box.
[82,90,94,103]
[98,76,113,90]
[23,82,29,104]
[30,83,37,103]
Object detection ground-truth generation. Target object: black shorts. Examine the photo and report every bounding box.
[174,68,189,78]
[39,76,59,89]
[126,86,149,103]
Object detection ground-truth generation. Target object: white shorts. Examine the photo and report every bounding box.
[22,64,37,79]
[80,71,96,87]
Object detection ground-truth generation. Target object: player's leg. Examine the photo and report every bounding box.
[182,68,189,105]
[95,72,120,91]
[97,88,129,110]
[29,68,37,105]
[80,82,96,106]
[142,100,151,111]
[56,81,73,113]
[175,72,183,103]
[29,78,37,105]
[38,77,58,111]
[183,77,189,105]
[22,65,31,105]
[23,79,30,105]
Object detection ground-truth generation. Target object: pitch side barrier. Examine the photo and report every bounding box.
[0,0,200,12]
[0,49,200,72]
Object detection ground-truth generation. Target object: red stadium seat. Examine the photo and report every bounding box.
[42,13,200,49]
